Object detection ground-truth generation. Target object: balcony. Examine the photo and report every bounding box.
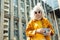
[4,0,9,4]
[4,28,8,31]
[4,18,9,21]
[4,4,9,8]
[4,9,9,14]
[4,22,9,25]
[3,33,8,36]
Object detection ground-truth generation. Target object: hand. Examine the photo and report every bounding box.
[36,28,45,34]
[46,30,51,36]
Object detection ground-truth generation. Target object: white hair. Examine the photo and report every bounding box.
[30,3,45,19]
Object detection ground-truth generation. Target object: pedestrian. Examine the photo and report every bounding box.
[25,3,54,40]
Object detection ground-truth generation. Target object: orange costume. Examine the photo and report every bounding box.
[25,17,54,40]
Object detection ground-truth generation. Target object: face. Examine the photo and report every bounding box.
[34,11,42,19]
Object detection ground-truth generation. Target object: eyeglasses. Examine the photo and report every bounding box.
[34,11,41,14]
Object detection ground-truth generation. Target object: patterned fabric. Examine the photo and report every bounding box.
[25,17,54,40]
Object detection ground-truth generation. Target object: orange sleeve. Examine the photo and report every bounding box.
[47,19,55,36]
[25,20,36,37]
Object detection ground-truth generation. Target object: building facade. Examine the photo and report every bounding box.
[0,0,60,40]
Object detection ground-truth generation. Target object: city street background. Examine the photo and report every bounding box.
[0,0,60,40]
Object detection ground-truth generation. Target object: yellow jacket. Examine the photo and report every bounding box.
[25,18,54,40]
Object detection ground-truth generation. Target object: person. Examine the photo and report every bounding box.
[25,3,54,40]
